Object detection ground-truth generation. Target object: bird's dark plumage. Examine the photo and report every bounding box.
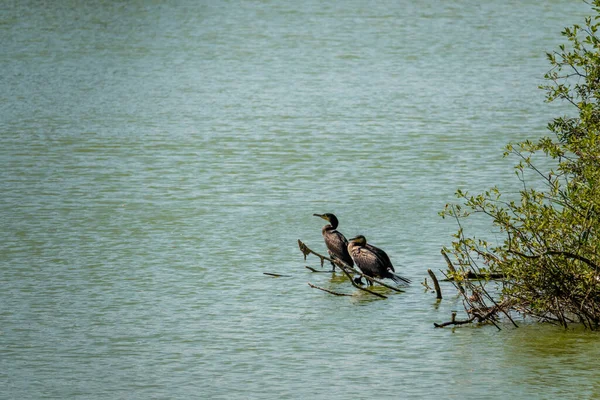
[313,213,354,268]
[347,235,410,286]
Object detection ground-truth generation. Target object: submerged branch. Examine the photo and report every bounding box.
[304,266,331,273]
[434,312,476,328]
[263,272,291,277]
[308,282,352,296]
[434,301,511,330]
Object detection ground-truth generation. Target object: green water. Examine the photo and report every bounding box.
[2,1,599,398]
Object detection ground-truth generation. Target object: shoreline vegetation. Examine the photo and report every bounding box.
[439,1,600,330]
[295,1,600,331]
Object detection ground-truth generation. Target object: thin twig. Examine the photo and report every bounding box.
[263,272,291,277]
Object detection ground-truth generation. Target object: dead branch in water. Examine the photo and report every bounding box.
[304,266,331,273]
[434,301,513,329]
[298,239,332,268]
[263,272,291,277]
[438,250,518,329]
[427,269,442,300]
[434,313,478,328]
[308,282,352,296]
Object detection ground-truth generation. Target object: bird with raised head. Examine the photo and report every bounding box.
[347,235,410,286]
[313,213,354,270]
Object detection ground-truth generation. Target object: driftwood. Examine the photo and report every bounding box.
[298,239,407,298]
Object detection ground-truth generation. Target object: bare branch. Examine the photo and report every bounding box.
[434,301,512,329]
[298,239,331,268]
[264,272,291,277]
[427,269,442,300]
[308,282,352,296]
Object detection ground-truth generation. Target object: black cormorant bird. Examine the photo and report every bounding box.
[313,213,354,270]
[347,235,410,286]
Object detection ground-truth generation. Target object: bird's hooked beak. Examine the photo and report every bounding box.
[313,213,329,221]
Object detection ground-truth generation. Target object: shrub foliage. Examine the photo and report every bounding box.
[441,2,600,329]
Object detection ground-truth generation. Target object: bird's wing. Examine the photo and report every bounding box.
[351,246,386,277]
[366,244,394,272]
[324,230,348,257]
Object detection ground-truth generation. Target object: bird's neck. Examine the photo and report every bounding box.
[323,224,335,234]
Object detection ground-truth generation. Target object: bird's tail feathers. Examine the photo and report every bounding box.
[390,273,411,286]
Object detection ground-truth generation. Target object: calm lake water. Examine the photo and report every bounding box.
[2,1,600,399]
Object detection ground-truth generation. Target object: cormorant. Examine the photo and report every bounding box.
[313,213,354,270]
[347,235,410,286]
